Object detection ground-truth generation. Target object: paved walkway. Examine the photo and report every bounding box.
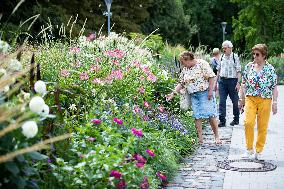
[167,85,284,189]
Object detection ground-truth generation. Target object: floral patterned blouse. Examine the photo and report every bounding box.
[242,61,277,99]
[179,59,215,94]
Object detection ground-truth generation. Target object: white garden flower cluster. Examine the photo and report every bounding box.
[22,80,49,138]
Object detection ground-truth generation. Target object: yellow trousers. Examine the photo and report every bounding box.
[244,96,272,153]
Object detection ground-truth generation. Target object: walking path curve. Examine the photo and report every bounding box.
[167,85,284,189]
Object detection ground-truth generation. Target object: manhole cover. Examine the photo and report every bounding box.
[217,159,277,172]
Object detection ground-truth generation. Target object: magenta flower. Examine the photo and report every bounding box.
[117,179,126,189]
[114,117,123,125]
[156,172,167,181]
[111,70,123,80]
[142,66,150,74]
[133,154,147,164]
[146,149,155,157]
[91,119,102,125]
[143,115,149,121]
[131,128,143,137]
[133,105,141,114]
[136,162,145,168]
[110,170,122,179]
[140,176,149,189]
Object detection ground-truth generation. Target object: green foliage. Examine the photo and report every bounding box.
[231,0,284,55]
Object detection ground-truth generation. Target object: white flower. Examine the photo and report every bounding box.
[29,96,45,113]
[21,121,38,138]
[160,70,169,80]
[34,80,47,95]
[8,59,22,72]
[41,104,50,116]
[69,104,77,111]
[0,85,9,93]
[0,40,10,53]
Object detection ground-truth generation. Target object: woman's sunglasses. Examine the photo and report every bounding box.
[253,53,260,57]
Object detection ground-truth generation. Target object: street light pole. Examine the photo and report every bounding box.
[104,0,113,36]
[221,22,227,42]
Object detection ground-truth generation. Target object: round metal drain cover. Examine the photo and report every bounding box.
[217,159,277,172]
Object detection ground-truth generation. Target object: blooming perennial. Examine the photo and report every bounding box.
[21,121,38,138]
[34,80,47,95]
[110,170,122,179]
[29,96,46,113]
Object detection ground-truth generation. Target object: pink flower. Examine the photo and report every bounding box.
[140,176,149,189]
[86,33,95,41]
[114,117,123,125]
[91,119,102,125]
[60,69,70,77]
[146,149,155,157]
[157,105,165,112]
[133,105,141,114]
[138,87,145,94]
[143,101,151,108]
[110,170,122,179]
[131,128,143,137]
[111,70,123,80]
[117,179,127,189]
[70,47,80,53]
[80,72,89,80]
[90,65,101,72]
[156,172,167,181]
[112,60,120,65]
[96,57,102,63]
[87,137,96,142]
[74,60,81,68]
[92,78,103,84]
[147,73,157,82]
[142,66,150,74]
[132,60,141,68]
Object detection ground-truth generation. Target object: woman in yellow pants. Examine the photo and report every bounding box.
[239,44,278,160]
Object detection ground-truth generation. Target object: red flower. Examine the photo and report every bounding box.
[146,149,155,157]
[91,119,102,125]
[110,170,122,179]
[117,179,126,189]
[114,117,123,125]
[156,172,167,181]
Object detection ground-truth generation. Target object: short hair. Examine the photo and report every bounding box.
[212,48,220,55]
[180,51,194,61]
[252,44,268,59]
[222,40,233,48]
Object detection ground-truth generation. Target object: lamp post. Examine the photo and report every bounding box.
[221,22,227,42]
[104,0,113,36]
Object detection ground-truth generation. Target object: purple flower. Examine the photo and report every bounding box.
[87,137,96,142]
[117,179,126,189]
[110,170,122,179]
[140,176,149,189]
[131,128,143,137]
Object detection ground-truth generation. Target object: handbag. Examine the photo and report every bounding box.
[179,88,191,111]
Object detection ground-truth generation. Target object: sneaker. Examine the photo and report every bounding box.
[218,122,226,127]
[255,152,263,160]
[230,120,239,126]
[241,149,254,159]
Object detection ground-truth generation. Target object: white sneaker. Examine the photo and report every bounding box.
[255,152,263,160]
[241,149,254,159]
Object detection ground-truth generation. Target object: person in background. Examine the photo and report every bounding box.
[166,51,221,144]
[215,40,241,127]
[210,48,220,75]
[239,44,278,160]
